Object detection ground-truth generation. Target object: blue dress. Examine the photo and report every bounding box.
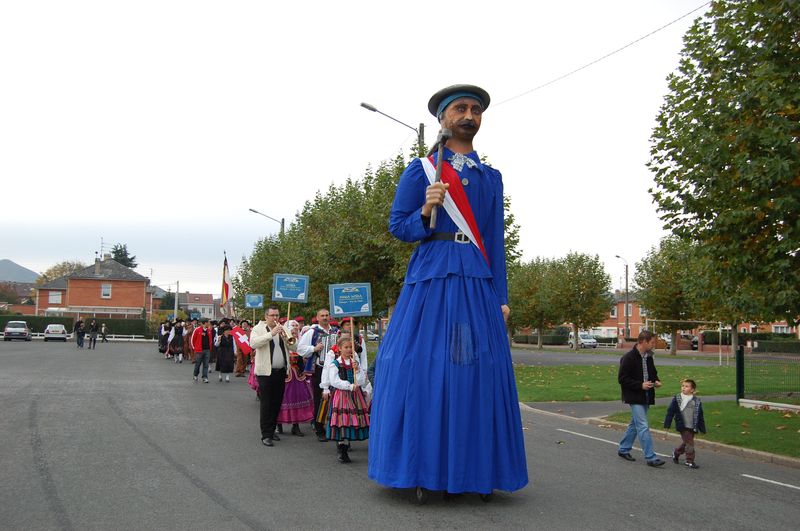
[368,148,528,494]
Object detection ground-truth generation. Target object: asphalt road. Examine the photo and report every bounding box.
[1,341,797,530]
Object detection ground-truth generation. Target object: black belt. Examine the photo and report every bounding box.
[424,232,472,244]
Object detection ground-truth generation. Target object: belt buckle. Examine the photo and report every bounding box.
[454,232,470,244]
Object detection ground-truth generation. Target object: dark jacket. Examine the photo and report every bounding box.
[618,347,659,405]
[664,394,706,433]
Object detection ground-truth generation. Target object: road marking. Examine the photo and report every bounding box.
[557,429,671,458]
[741,474,800,491]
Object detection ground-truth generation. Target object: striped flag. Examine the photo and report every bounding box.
[220,253,234,317]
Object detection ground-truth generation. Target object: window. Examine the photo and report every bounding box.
[101,284,112,299]
[773,325,791,334]
[48,291,62,304]
[610,306,617,318]
[625,303,633,317]
[639,306,647,317]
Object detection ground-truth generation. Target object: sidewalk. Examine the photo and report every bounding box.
[522,395,800,470]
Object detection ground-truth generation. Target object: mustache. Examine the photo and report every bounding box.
[457,120,477,129]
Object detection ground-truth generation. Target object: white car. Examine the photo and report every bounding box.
[365,331,379,341]
[568,332,597,349]
[44,324,68,342]
[4,321,32,341]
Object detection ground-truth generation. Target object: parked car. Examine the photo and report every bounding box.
[44,323,68,342]
[365,331,379,341]
[568,332,597,349]
[4,321,32,341]
[691,335,698,350]
[659,333,671,350]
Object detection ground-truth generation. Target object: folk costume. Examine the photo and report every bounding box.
[168,323,184,362]
[297,323,339,438]
[326,355,369,462]
[368,85,528,495]
[277,351,315,426]
[214,330,235,381]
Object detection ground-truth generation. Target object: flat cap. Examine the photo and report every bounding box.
[428,84,491,117]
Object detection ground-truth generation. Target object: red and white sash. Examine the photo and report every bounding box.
[419,156,489,264]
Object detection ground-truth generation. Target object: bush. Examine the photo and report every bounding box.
[701,331,796,345]
[751,340,800,354]
[512,335,568,345]
[101,319,148,337]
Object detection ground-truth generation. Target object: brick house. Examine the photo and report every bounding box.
[34,256,153,319]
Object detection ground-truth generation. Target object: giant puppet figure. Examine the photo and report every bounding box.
[368,85,528,496]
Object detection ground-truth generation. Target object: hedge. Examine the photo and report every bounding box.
[0,316,148,336]
[512,335,568,345]
[701,331,796,345]
[751,340,800,354]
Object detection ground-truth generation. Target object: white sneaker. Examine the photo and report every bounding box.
[193,376,198,382]
[219,375,222,382]
[225,375,230,382]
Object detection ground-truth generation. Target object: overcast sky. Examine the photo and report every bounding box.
[0,0,710,297]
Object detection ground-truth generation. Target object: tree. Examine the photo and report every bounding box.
[649,0,800,322]
[161,292,176,310]
[111,243,138,268]
[634,237,699,355]
[552,253,613,351]
[507,257,561,349]
[36,261,88,285]
[0,282,20,304]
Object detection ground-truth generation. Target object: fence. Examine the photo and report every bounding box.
[737,346,800,405]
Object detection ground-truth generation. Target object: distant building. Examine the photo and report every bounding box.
[34,255,154,320]
[178,292,215,320]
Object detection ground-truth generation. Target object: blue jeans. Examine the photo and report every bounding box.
[618,404,656,461]
[193,350,210,379]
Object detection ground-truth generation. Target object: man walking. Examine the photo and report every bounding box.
[250,305,289,447]
[191,319,213,383]
[617,330,665,466]
[297,308,339,442]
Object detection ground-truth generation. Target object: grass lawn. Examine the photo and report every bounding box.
[607,401,800,459]
[514,364,735,402]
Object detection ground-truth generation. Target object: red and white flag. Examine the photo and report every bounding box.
[231,325,252,355]
[220,253,234,317]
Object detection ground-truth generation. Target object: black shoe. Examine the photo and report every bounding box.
[341,447,351,463]
[618,452,636,462]
[685,462,699,469]
[262,438,273,447]
[647,458,666,467]
[272,433,281,441]
[317,432,328,442]
[672,452,679,464]
[291,425,304,437]
[277,425,284,434]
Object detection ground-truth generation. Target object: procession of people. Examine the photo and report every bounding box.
[149,84,529,497]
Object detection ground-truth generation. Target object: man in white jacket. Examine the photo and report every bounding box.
[250,304,290,447]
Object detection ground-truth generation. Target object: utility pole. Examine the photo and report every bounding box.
[174,280,179,320]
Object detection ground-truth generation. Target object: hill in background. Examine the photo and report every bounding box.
[0,259,40,283]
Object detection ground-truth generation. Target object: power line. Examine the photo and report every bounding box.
[494,1,712,107]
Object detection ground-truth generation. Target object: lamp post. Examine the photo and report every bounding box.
[615,255,629,339]
[249,208,285,236]
[360,102,425,157]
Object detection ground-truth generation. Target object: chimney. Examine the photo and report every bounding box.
[103,253,112,261]
[94,257,101,275]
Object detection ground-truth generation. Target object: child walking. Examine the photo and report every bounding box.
[325,336,369,463]
[664,379,706,468]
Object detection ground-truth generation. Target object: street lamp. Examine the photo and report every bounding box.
[249,208,285,236]
[360,102,425,157]
[615,255,629,338]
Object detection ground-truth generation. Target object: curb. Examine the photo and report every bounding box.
[519,402,800,470]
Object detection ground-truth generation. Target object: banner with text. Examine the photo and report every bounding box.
[272,274,309,303]
[329,283,372,317]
